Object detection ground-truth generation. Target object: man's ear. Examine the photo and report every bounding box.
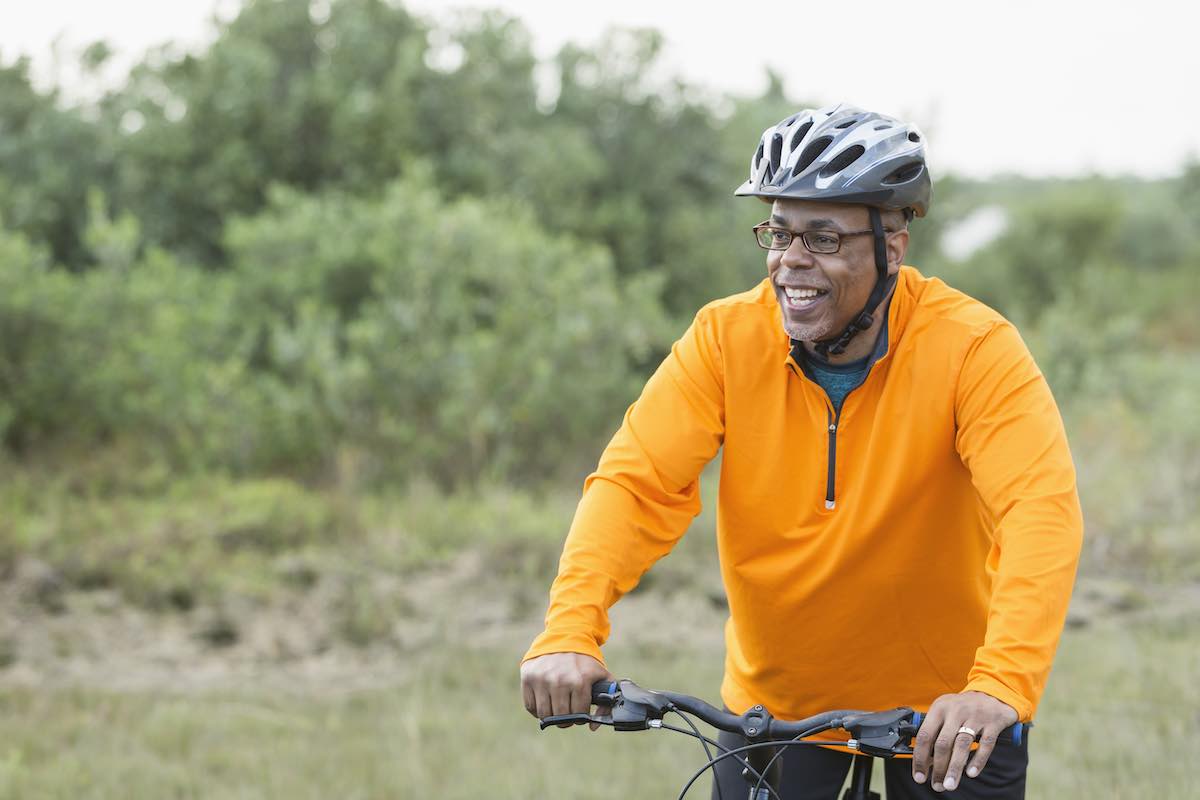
[885,228,909,276]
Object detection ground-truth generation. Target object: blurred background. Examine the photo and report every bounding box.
[0,1,1196,797]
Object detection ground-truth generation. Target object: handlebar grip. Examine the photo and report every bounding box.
[909,712,1032,746]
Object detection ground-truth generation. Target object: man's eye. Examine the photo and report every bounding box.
[811,234,838,247]
[771,231,790,243]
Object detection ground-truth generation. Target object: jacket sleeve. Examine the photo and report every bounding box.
[954,321,1084,721]
[521,308,726,665]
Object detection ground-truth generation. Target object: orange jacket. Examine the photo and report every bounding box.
[523,266,1083,723]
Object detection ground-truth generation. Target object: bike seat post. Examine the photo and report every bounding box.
[841,755,880,800]
[742,744,783,800]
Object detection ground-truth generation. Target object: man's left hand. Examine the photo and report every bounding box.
[911,690,1018,793]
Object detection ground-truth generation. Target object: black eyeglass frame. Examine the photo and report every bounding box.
[751,221,895,254]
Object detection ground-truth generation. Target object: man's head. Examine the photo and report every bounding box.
[735,103,931,353]
[763,200,909,342]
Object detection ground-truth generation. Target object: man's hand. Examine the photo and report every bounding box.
[911,690,1018,793]
[520,652,615,731]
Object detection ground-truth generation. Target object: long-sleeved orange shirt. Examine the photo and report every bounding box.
[523,266,1083,723]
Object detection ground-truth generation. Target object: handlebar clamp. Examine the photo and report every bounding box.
[740,704,774,741]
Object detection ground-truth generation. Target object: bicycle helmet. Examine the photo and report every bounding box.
[735,104,932,356]
[734,103,930,217]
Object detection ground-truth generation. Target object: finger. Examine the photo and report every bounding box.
[571,681,590,714]
[912,704,945,784]
[567,684,589,730]
[589,703,612,732]
[965,724,1002,780]
[930,711,966,791]
[533,684,553,722]
[522,677,536,717]
[941,723,979,792]
[550,681,574,727]
[571,683,590,715]
[570,684,592,731]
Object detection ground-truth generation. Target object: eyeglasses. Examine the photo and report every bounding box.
[752,221,893,254]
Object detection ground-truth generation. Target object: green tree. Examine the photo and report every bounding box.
[0,56,110,269]
[107,0,429,264]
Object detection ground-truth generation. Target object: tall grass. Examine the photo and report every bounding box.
[0,608,1194,798]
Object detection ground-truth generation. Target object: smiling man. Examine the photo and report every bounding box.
[520,104,1083,799]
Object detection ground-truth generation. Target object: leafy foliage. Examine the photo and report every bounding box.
[224,170,670,484]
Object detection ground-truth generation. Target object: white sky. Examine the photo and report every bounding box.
[3,0,1197,179]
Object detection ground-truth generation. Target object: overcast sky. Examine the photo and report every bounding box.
[4,0,1196,179]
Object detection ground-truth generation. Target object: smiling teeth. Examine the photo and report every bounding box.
[784,287,823,298]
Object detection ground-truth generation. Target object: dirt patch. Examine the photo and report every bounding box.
[0,550,547,692]
[1,553,1194,692]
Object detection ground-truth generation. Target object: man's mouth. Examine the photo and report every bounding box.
[779,286,829,310]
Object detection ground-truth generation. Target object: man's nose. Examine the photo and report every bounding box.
[780,237,816,270]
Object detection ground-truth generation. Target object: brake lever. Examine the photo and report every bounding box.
[842,708,918,757]
[538,713,613,730]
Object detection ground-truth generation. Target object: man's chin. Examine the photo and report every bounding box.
[782,321,833,342]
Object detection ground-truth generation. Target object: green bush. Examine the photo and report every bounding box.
[0,216,253,471]
[226,171,671,485]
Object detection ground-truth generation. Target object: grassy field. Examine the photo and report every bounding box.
[2,467,1197,798]
[0,592,1195,798]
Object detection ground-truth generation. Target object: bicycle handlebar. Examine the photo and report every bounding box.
[538,678,1029,756]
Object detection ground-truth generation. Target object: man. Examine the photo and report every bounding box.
[520,104,1083,799]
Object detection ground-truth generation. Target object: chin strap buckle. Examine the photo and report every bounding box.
[820,310,875,357]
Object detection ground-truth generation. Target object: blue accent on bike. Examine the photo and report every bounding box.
[912,711,923,728]
[1013,724,1023,747]
[608,681,618,695]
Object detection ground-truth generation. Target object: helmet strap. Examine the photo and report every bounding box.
[813,207,893,358]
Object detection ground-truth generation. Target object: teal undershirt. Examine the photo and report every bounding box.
[803,353,871,413]
[793,309,891,414]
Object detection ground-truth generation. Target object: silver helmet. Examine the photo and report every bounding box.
[734,103,931,218]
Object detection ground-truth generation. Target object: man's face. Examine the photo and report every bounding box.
[765,199,906,343]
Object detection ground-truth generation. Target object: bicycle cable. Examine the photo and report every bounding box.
[659,720,784,800]
[674,727,835,800]
[666,708,729,800]
[662,710,782,800]
[750,728,853,799]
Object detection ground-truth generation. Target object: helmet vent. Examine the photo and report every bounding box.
[883,161,924,185]
[793,136,833,177]
[789,120,813,152]
[818,145,866,178]
[754,142,764,170]
[874,123,891,131]
[908,131,921,142]
[769,133,784,173]
[834,118,858,129]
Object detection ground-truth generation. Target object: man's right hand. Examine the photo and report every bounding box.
[520,652,615,730]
